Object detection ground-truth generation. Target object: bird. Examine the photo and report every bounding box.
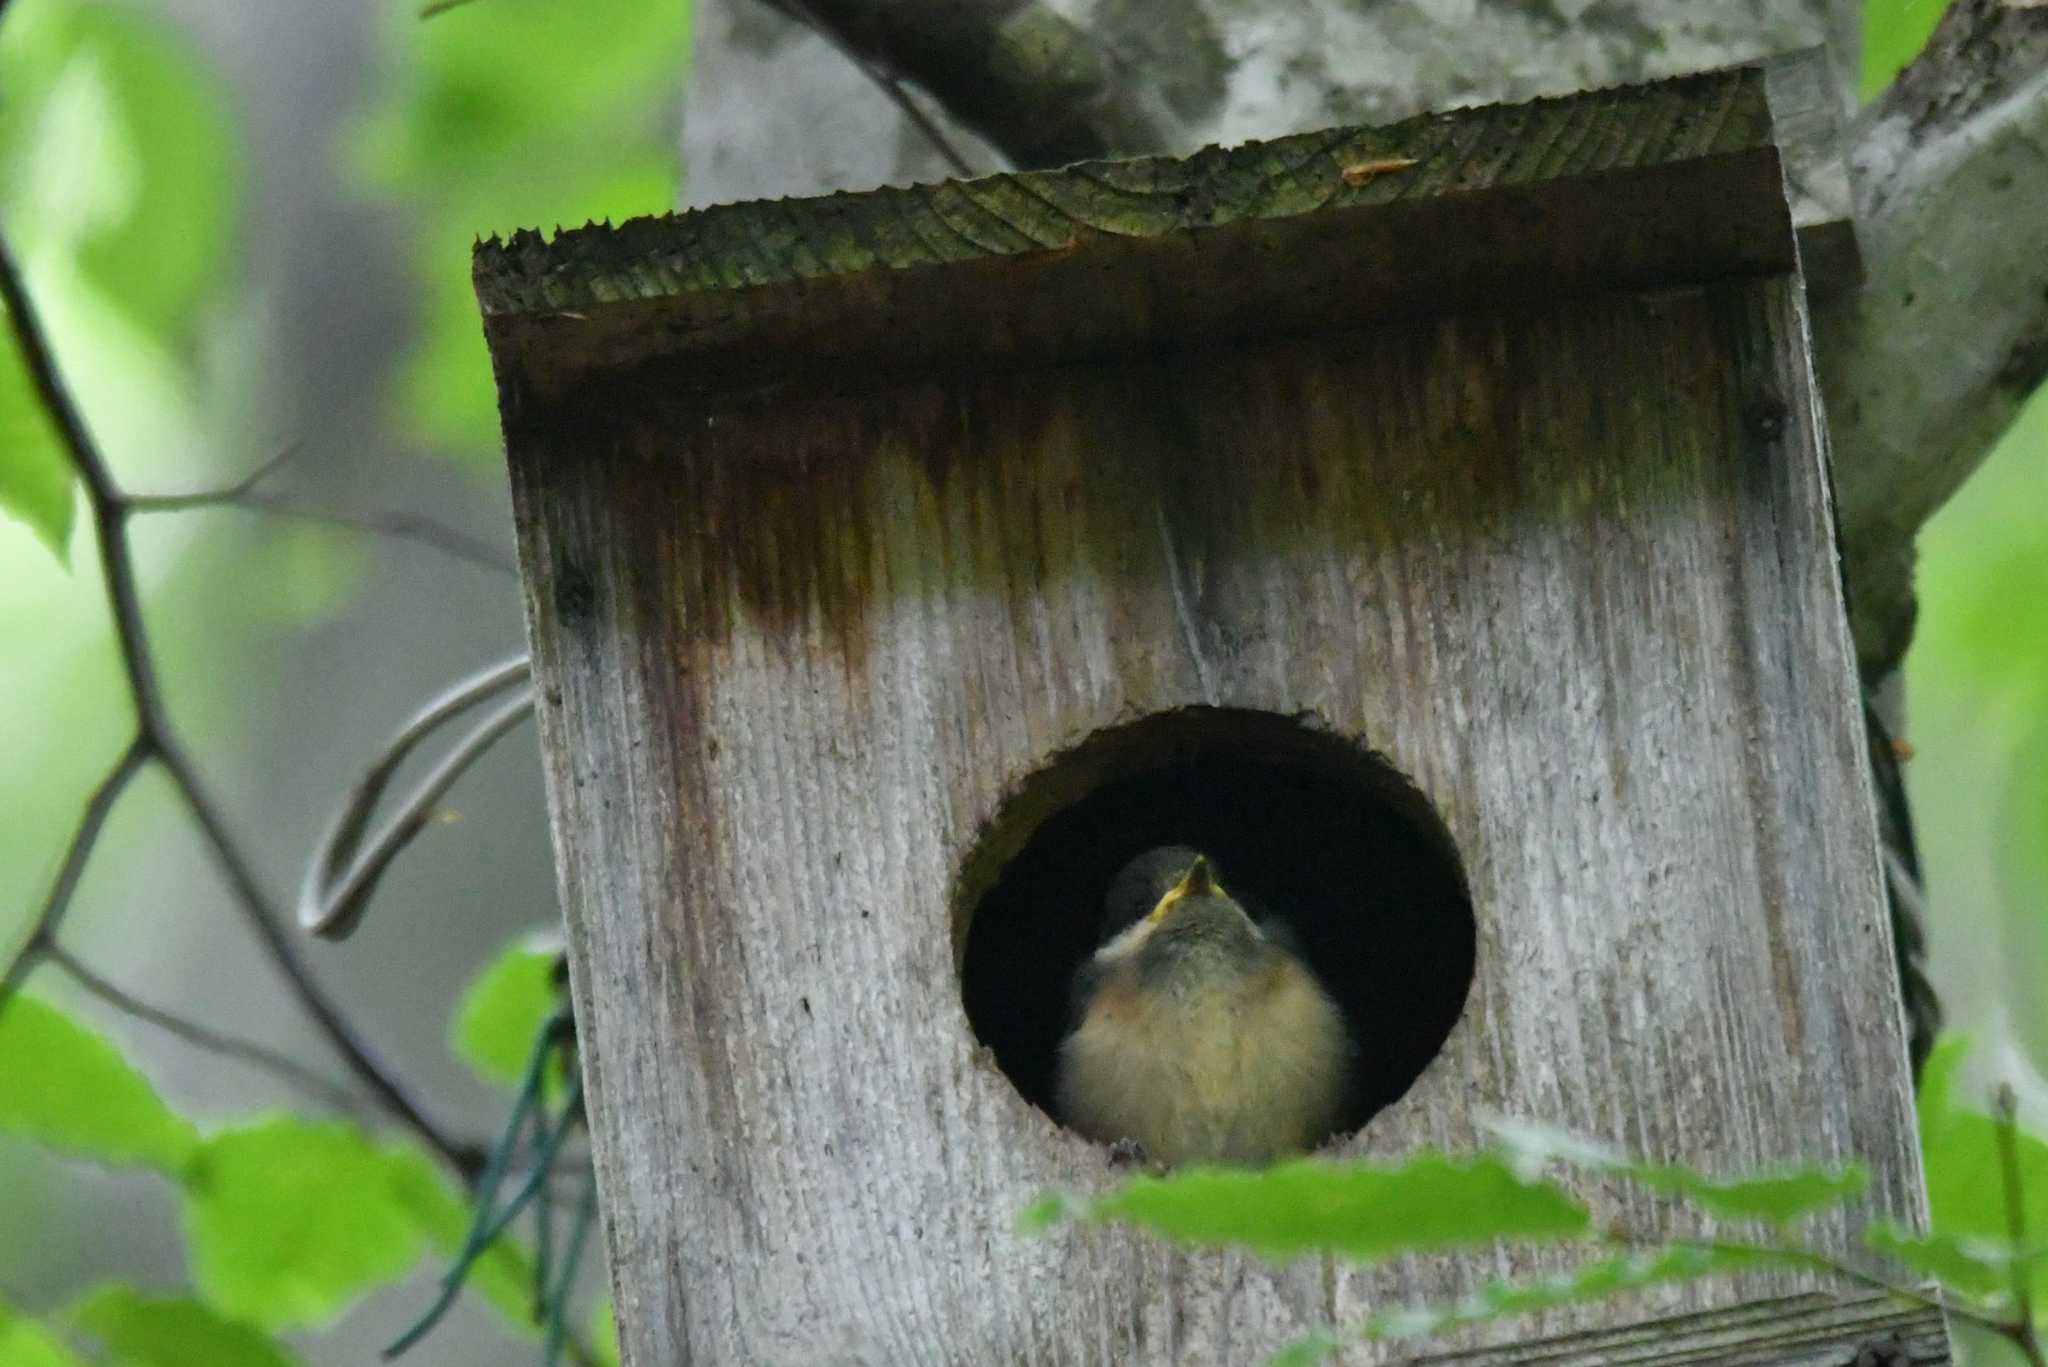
[1054,846,1353,1167]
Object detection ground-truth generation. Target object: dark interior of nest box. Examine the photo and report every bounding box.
[957,707,1475,1141]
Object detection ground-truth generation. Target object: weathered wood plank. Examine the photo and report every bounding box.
[503,273,1927,1363]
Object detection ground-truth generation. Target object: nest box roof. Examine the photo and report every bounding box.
[472,65,1807,404]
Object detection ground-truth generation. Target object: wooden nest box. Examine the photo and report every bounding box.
[478,57,1939,1365]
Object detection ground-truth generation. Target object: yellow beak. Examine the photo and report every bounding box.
[1146,855,1222,923]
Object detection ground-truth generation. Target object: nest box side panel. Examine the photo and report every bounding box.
[500,276,1930,1364]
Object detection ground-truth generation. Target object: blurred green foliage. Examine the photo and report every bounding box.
[1909,386,2048,1064]
[183,1119,448,1330]
[0,316,74,558]
[347,0,691,454]
[1031,1058,2048,1360]
[0,1302,90,1367]
[0,1,238,342]
[1028,1116,1910,1363]
[1486,1118,1871,1225]
[0,994,199,1174]
[1915,1037,2048,1296]
[0,988,575,1361]
[0,0,240,554]
[454,935,562,1090]
[63,1287,301,1367]
[1028,1151,1591,1260]
[0,0,259,939]
[1862,0,1948,98]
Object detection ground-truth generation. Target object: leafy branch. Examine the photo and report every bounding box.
[0,223,599,1361]
[2000,1084,2045,1364]
[1029,1076,2048,1365]
[0,231,482,1176]
[40,941,365,1118]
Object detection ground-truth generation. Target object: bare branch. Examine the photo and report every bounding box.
[761,0,978,177]
[128,445,517,576]
[0,229,478,1179]
[231,494,518,575]
[44,942,367,1117]
[724,0,1168,172]
[0,735,152,1005]
[301,656,535,939]
[124,442,299,511]
[1819,0,2048,677]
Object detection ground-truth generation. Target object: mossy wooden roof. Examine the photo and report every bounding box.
[475,66,1795,403]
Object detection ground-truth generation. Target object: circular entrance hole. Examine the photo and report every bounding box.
[956,708,1474,1143]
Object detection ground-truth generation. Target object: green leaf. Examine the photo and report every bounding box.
[1627,1163,1868,1224]
[453,933,561,1088]
[0,995,198,1173]
[0,314,75,561]
[1486,1118,1866,1223]
[63,1286,299,1367]
[1016,1194,1071,1235]
[0,1304,88,1367]
[1865,1222,2015,1305]
[352,0,690,186]
[1365,1242,1778,1339]
[388,160,676,450]
[1268,1243,1785,1364]
[347,0,691,453]
[1264,1327,1342,1367]
[182,1119,435,1330]
[591,1299,621,1367]
[1915,1036,2048,1304]
[1861,0,1950,100]
[1035,1154,1591,1264]
[0,0,241,345]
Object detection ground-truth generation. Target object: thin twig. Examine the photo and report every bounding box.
[0,229,478,1180]
[127,446,517,576]
[759,0,978,177]
[1997,1085,2046,1365]
[0,734,152,1006]
[1613,1226,2026,1339]
[234,494,517,574]
[301,657,534,939]
[123,442,298,511]
[44,942,367,1117]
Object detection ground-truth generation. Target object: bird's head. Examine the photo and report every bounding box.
[1095,846,1263,965]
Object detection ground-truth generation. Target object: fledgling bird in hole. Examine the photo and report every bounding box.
[1055,846,1353,1168]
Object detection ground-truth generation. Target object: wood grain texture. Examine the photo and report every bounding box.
[479,66,1776,310]
[489,67,1935,1367]
[1408,1292,1946,1364]
[476,68,1792,408]
[501,274,1930,1362]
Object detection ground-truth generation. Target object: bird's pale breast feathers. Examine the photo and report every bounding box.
[1055,861,1351,1166]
